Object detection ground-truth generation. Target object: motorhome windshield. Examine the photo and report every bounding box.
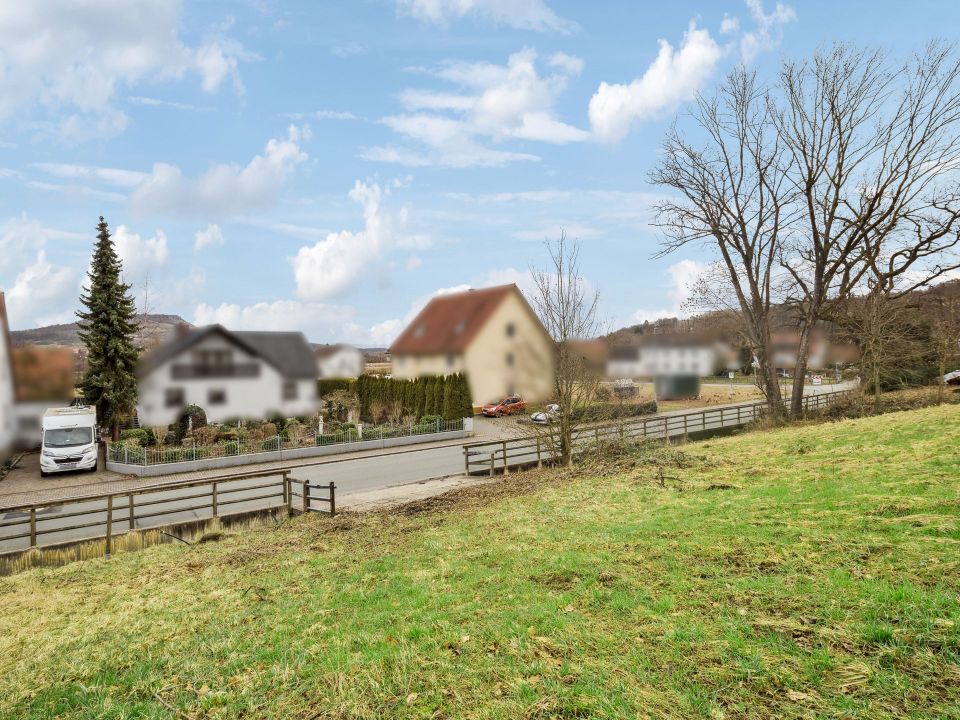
[44,427,93,448]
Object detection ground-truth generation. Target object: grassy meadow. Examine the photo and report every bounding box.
[1,403,959,718]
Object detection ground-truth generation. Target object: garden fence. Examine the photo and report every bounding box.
[108,418,464,466]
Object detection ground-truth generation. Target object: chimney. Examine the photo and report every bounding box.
[175,323,190,340]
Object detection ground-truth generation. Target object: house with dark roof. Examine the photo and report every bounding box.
[390,284,554,405]
[136,325,318,426]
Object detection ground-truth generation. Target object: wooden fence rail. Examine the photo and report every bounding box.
[0,469,340,557]
[463,389,856,476]
[286,480,337,517]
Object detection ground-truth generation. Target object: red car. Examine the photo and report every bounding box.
[481,395,526,417]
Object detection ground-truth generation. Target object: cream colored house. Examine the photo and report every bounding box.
[390,284,554,405]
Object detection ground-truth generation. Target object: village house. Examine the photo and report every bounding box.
[137,325,318,426]
[607,334,728,379]
[0,293,14,459]
[314,343,364,379]
[390,284,554,405]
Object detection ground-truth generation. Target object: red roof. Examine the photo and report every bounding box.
[390,284,529,355]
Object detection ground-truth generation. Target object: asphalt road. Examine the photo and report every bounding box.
[0,382,856,555]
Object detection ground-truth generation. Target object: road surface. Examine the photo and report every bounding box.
[0,382,856,555]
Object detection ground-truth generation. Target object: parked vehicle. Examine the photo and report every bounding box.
[40,406,98,476]
[481,395,526,417]
[531,403,560,424]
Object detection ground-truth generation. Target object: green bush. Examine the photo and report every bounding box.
[173,405,207,443]
[318,378,355,397]
[119,428,148,447]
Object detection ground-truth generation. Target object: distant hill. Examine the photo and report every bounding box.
[11,314,191,349]
[604,278,960,346]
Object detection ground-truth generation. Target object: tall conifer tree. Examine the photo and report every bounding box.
[77,217,140,440]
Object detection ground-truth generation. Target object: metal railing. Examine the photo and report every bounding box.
[463,389,857,475]
[108,417,465,466]
[0,469,336,556]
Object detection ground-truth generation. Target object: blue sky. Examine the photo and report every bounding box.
[1,0,957,344]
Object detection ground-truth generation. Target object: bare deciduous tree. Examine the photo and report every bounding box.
[836,287,926,407]
[776,43,960,414]
[653,44,960,416]
[930,295,960,403]
[530,232,602,466]
[652,68,791,412]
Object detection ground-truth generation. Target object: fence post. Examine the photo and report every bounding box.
[328,482,336,517]
[501,441,509,475]
[105,495,113,558]
[124,444,129,464]
[285,476,293,515]
[303,480,311,513]
[128,494,135,530]
[737,405,742,425]
[489,452,495,477]
[29,508,36,547]
[536,436,542,468]
[211,482,218,518]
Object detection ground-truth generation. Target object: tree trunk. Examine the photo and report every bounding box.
[790,323,814,418]
[938,354,946,405]
[873,364,881,409]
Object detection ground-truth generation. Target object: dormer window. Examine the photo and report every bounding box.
[506,322,516,337]
[413,324,426,337]
[454,320,466,334]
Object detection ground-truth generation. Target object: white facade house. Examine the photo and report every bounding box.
[315,344,364,379]
[607,336,723,379]
[0,293,15,459]
[137,326,319,427]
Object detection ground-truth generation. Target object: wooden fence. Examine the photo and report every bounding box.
[463,389,856,475]
[0,469,336,557]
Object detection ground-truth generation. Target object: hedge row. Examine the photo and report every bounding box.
[319,374,473,423]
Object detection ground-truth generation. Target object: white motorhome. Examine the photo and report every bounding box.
[40,407,98,476]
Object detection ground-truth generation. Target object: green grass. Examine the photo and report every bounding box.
[2,404,960,718]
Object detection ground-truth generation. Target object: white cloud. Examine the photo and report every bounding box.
[629,259,707,323]
[193,299,353,340]
[293,179,428,301]
[0,213,90,266]
[396,0,576,33]
[5,251,77,329]
[720,15,740,34]
[194,224,225,250]
[113,225,169,282]
[739,0,796,64]
[27,180,126,203]
[589,22,723,143]
[0,1,250,138]
[32,163,147,187]
[129,96,201,111]
[366,48,587,167]
[331,41,366,58]
[405,255,423,271]
[130,125,308,218]
[512,222,603,241]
